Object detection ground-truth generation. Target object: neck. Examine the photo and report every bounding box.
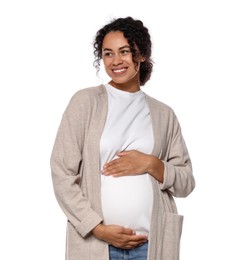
[109,80,140,93]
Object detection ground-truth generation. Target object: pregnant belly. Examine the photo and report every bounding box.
[101,174,153,235]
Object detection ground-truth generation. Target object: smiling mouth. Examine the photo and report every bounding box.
[112,68,127,74]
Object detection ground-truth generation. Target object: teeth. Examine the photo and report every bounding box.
[113,68,126,73]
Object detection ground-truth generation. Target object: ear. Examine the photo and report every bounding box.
[140,56,146,62]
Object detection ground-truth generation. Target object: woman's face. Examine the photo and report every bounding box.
[102,31,142,92]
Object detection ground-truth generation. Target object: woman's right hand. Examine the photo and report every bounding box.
[92,224,148,249]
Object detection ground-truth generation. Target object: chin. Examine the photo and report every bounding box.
[110,79,127,85]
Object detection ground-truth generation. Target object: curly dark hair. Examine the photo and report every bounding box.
[93,16,153,86]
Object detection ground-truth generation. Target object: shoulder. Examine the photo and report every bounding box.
[145,94,182,133]
[145,93,175,116]
[67,85,106,107]
[71,85,106,101]
[64,85,106,116]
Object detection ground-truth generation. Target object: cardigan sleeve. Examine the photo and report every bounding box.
[159,111,195,198]
[50,92,103,237]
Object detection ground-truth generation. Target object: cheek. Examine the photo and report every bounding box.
[103,64,112,76]
[126,57,138,70]
[103,58,111,69]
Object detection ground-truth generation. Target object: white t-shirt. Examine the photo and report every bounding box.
[100,84,154,235]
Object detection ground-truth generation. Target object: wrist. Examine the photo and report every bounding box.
[148,155,164,183]
[92,223,105,240]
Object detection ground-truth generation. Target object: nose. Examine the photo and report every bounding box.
[112,53,123,66]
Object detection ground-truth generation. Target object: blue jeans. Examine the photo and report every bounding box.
[109,242,148,260]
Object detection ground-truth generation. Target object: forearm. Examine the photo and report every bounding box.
[92,223,106,240]
[159,160,195,197]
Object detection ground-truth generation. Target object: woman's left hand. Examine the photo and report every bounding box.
[102,150,164,182]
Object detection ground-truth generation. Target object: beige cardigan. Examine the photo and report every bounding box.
[50,85,195,260]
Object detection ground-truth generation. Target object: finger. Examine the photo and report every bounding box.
[102,167,127,176]
[121,231,148,241]
[121,227,135,235]
[120,237,148,249]
[121,240,147,249]
[102,163,118,174]
[117,150,132,157]
[103,163,130,176]
[130,234,148,242]
[105,163,123,172]
[103,157,122,169]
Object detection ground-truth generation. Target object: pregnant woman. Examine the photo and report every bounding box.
[50,16,195,260]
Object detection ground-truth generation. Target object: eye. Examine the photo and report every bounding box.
[103,51,113,57]
[120,49,130,56]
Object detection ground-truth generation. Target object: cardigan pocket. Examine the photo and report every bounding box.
[161,212,183,260]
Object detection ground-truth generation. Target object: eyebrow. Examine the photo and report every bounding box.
[102,45,130,52]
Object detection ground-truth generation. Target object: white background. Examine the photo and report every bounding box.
[0,0,243,259]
